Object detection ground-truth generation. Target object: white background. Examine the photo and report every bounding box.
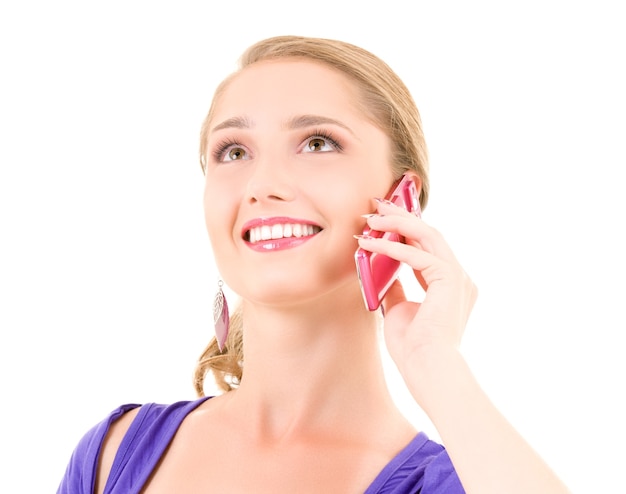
[1,1,624,492]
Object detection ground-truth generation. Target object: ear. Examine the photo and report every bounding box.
[402,171,422,197]
[398,171,423,213]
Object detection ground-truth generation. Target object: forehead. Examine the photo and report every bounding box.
[211,59,364,122]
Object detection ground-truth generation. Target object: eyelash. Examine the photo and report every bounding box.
[212,137,242,162]
[211,129,344,162]
[306,129,343,152]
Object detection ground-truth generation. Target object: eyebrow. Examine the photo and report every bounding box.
[285,115,355,136]
[210,114,355,136]
[211,116,252,133]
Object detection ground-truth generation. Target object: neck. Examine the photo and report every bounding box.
[225,295,399,441]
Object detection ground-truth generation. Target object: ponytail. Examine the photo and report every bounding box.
[193,303,244,395]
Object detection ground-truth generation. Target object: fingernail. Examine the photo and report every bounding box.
[361,213,383,219]
[374,197,395,206]
[353,234,375,240]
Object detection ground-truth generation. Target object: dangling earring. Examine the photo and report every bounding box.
[213,280,229,352]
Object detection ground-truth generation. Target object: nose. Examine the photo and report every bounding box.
[245,155,296,205]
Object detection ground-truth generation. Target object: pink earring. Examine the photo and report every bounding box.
[213,280,229,352]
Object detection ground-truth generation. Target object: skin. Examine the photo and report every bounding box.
[203,60,396,311]
[95,60,571,493]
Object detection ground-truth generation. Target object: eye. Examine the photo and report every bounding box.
[306,137,331,152]
[212,139,250,162]
[225,146,247,161]
[302,131,342,153]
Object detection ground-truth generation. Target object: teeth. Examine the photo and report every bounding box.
[247,223,321,243]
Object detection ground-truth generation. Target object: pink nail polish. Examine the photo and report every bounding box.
[374,197,395,206]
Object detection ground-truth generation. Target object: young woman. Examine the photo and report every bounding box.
[58,35,571,493]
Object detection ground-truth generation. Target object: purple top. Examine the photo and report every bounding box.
[57,397,465,493]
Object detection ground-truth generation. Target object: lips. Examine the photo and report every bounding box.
[242,217,322,246]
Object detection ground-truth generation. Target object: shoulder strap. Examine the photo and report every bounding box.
[57,403,140,494]
[104,397,210,493]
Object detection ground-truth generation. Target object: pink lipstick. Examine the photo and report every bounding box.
[242,217,322,252]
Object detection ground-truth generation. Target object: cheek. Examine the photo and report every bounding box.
[203,179,237,246]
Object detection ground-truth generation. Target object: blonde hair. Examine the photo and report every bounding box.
[194,35,430,395]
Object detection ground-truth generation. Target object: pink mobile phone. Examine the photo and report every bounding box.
[355,174,421,311]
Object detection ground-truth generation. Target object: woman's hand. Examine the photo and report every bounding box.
[356,198,478,371]
[357,199,572,494]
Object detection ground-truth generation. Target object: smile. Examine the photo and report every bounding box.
[246,223,322,243]
[242,217,323,251]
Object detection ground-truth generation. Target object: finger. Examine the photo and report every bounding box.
[414,268,428,292]
[381,278,407,316]
[364,213,457,262]
[374,197,421,217]
[356,235,450,285]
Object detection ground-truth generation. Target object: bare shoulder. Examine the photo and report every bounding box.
[94,406,141,494]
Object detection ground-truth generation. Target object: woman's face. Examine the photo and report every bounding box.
[203,59,395,308]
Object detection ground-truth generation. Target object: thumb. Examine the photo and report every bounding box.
[381,279,406,316]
